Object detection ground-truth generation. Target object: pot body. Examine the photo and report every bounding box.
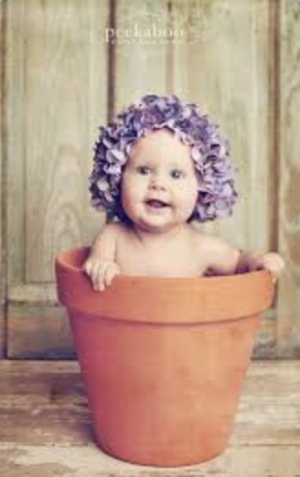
[55,247,274,467]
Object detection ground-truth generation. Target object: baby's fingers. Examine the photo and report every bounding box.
[83,258,119,291]
[104,264,120,287]
[83,258,93,276]
[263,255,285,283]
[83,258,101,283]
[94,262,110,291]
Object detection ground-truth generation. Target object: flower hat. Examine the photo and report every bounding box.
[89,94,238,222]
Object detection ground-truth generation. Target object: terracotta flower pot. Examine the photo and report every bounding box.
[55,247,274,467]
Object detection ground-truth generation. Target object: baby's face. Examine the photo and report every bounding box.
[121,129,199,233]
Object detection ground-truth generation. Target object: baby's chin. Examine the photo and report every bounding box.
[133,217,188,235]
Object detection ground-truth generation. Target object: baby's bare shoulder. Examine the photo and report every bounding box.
[103,221,128,237]
[93,221,127,251]
[101,222,129,239]
[187,227,237,259]
[187,227,222,249]
[103,221,137,250]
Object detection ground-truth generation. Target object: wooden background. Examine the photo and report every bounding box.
[0,0,299,359]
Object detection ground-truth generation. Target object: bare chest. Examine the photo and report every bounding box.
[116,239,206,278]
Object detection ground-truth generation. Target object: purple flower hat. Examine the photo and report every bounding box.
[89,94,238,222]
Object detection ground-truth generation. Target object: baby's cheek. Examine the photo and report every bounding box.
[180,193,198,218]
[188,187,199,209]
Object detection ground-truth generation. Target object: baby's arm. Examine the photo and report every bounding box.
[83,223,121,291]
[236,250,285,281]
[202,237,240,276]
[203,237,285,280]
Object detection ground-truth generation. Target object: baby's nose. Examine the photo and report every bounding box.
[150,173,167,190]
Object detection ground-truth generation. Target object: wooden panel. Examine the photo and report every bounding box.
[1,361,300,476]
[253,313,277,358]
[4,0,110,356]
[276,0,300,357]
[3,446,300,477]
[5,0,108,287]
[2,446,300,477]
[0,0,6,358]
[114,0,170,112]
[7,305,74,359]
[4,0,26,292]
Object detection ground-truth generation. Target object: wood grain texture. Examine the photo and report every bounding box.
[5,0,27,291]
[5,0,108,286]
[3,0,109,356]
[277,0,300,357]
[24,0,109,282]
[0,0,6,357]
[7,304,74,359]
[114,0,170,111]
[0,360,299,476]
[1,446,300,477]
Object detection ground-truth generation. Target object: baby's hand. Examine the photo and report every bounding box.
[83,255,120,291]
[258,252,285,282]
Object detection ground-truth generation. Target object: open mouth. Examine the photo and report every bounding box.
[145,199,170,209]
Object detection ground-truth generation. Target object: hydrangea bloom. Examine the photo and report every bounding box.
[89,94,238,222]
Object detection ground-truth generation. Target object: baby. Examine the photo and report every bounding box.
[84,95,284,291]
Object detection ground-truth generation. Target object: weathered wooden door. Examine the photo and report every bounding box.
[0,0,299,358]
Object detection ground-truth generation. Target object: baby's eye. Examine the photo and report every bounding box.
[170,169,184,179]
[136,165,151,175]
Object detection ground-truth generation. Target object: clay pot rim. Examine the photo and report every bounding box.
[56,247,275,324]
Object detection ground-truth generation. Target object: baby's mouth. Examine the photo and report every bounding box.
[145,199,170,209]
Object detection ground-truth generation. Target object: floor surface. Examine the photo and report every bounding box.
[1,360,300,476]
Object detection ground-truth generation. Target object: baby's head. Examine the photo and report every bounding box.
[89,94,237,223]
